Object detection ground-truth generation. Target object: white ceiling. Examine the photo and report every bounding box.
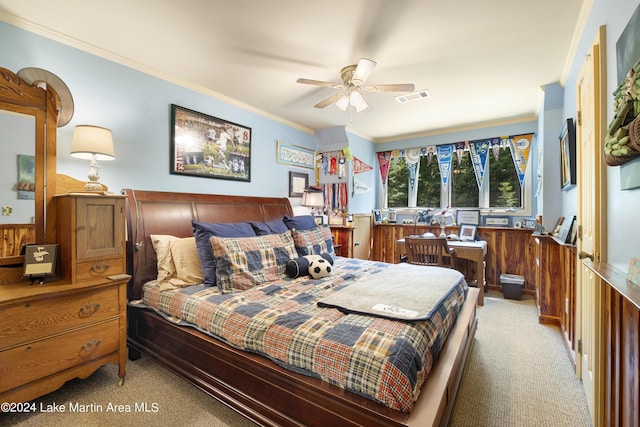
[0,0,588,141]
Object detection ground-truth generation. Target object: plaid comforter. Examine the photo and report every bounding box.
[138,258,468,412]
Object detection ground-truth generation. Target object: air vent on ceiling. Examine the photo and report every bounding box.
[395,90,431,104]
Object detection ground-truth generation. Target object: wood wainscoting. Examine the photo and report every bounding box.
[372,224,536,292]
[586,262,640,427]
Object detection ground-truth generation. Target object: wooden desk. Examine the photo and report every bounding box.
[397,238,487,306]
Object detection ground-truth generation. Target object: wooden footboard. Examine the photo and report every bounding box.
[127,288,478,427]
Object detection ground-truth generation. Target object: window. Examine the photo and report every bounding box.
[451,152,478,208]
[416,156,441,207]
[488,147,522,208]
[387,157,408,208]
[384,137,531,211]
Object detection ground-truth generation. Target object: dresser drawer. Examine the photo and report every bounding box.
[0,285,120,350]
[75,257,125,282]
[0,319,120,393]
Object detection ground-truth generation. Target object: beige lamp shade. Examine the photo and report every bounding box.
[70,125,115,160]
[302,190,324,208]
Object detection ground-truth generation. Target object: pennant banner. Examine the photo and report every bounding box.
[353,156,373,174]
[436,144,454,188]
[377,151,391,184]
[509,134,533,187]
[469,140,490,189]
[353,176,371,195]
[426,146,436,165]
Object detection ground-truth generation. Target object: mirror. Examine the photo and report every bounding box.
[0,67,59,268]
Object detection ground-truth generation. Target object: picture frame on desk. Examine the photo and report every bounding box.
[459,224,478,241]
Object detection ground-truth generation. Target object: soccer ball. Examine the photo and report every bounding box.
[309,257,332,279]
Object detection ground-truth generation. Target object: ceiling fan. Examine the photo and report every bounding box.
[297,58,415,112]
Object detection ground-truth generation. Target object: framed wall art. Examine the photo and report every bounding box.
[276,141,315,170]
[170,104,251,182]
[559,118,576,190]
[289,171,308,197]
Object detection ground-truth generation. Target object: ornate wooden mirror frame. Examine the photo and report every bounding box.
[0,67,58,271]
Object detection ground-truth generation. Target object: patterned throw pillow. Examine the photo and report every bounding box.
[290,226,335,258]
[210,231,297,293]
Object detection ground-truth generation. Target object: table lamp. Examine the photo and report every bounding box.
[302,188,324,216]
[70,125,115,191]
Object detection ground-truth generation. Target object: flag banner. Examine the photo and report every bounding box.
[509,134,533,187]
[469,140,490,189]
[353,176,371,195]
[377,151,391,184]
[353,156,373,174]
[404,147,421,190]
[491,138,501,159]
[437,144,454,188]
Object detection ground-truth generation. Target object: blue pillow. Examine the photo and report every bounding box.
[283,215,317,231]
[250,218,288,236]
[192,220,256,287]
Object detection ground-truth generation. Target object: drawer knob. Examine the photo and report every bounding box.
[80,303,101,317]
[90,262,110,275]
[81,339,101,353]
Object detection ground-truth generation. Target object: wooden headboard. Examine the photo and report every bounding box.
[122,189,294,300]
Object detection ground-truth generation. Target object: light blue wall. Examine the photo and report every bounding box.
[0,21,317,210]
[562,0,640,270]
[345,131,377,214]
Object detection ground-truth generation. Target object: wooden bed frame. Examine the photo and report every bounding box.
[123,188,478,427]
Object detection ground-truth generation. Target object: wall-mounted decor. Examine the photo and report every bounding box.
[289,171,308,197]
[276,141,315,170]
[170,104,251,182]
[560,118,576,190]
[17,154,35,200]
[456,209,480,225]
[484,216,510,227]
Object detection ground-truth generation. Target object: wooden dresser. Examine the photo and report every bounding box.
[0,194,128,404]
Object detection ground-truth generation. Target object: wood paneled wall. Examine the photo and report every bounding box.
[587,262,640,427]
[372,224,536,291]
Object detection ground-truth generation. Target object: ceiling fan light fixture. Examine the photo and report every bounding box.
[336,95,349,111]
[350,91,368,112]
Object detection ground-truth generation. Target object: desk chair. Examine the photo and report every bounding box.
[404,237,457,268]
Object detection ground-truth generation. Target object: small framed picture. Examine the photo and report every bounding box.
[23,244,58,284]
[329,212,344,225]
[457,209,480,225]
[373,209,382,223]
[314,215,324,225]
[484,216,510,227]
[459,224,478,241]
[289,171,308,197]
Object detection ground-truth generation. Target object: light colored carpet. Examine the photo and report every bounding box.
[449,290,592,427]
[2,290,591,426]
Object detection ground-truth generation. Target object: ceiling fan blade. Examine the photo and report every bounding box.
[297,78,343,89]
[351,58,377,86]
[362,83,415,93]
[314,93,345,109]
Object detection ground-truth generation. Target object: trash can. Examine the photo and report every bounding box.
[500,274,524,300]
